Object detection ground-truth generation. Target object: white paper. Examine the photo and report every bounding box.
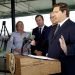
[28,54,55,60]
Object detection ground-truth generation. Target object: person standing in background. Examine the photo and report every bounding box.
[50,12,58,26]
[6,21,30,55]
[31,15,49,56]
[48,12,58,40]
[48,3,75,75]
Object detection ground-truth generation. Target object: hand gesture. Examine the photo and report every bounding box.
[59,35,67,55]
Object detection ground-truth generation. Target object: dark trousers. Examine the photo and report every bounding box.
[61,56,75,75]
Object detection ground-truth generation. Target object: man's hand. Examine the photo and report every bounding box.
[59,35,67,55]
[30,40,36,46]
[34,50,42,56]
[14,48,21,53]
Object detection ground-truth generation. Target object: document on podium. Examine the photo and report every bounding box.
[28,54,55,60]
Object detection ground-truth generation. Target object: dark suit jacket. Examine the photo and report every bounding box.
[48,25,57,40]
[31,25,49,56]
[48,19,75,75]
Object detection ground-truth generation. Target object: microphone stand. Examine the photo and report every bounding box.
[0,21,10,52]
[21,37,28,55]
[0,21,10,75]
[21,38,31,55]
[21,35,35,55]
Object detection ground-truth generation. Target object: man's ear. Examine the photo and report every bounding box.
[63,10,66,15]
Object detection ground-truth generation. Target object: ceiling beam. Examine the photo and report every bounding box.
[0,3,11,9]
[0,10,9,14]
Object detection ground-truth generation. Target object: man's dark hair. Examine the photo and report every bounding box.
[35,15,44,20]
[53,2,69,17]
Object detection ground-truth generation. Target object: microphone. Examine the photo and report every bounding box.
[30,35,35,40]
[21,35,35,55]
[30,35,36,46]
[21,37,28,55]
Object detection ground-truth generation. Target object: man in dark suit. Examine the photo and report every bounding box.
[48,12,58,40]
[48,3,75,75]
[31,15,49,56]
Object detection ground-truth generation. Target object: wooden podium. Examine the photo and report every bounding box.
[6,54,61,75]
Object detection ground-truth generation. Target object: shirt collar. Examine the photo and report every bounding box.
[38,25,45,33]
[39,25,45,29]
[58,17,69,27]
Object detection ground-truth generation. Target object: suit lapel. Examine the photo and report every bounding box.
[48,26,57,43]
[50,19,70,43]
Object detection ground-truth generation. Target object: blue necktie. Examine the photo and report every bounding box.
[54,24,60,35]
